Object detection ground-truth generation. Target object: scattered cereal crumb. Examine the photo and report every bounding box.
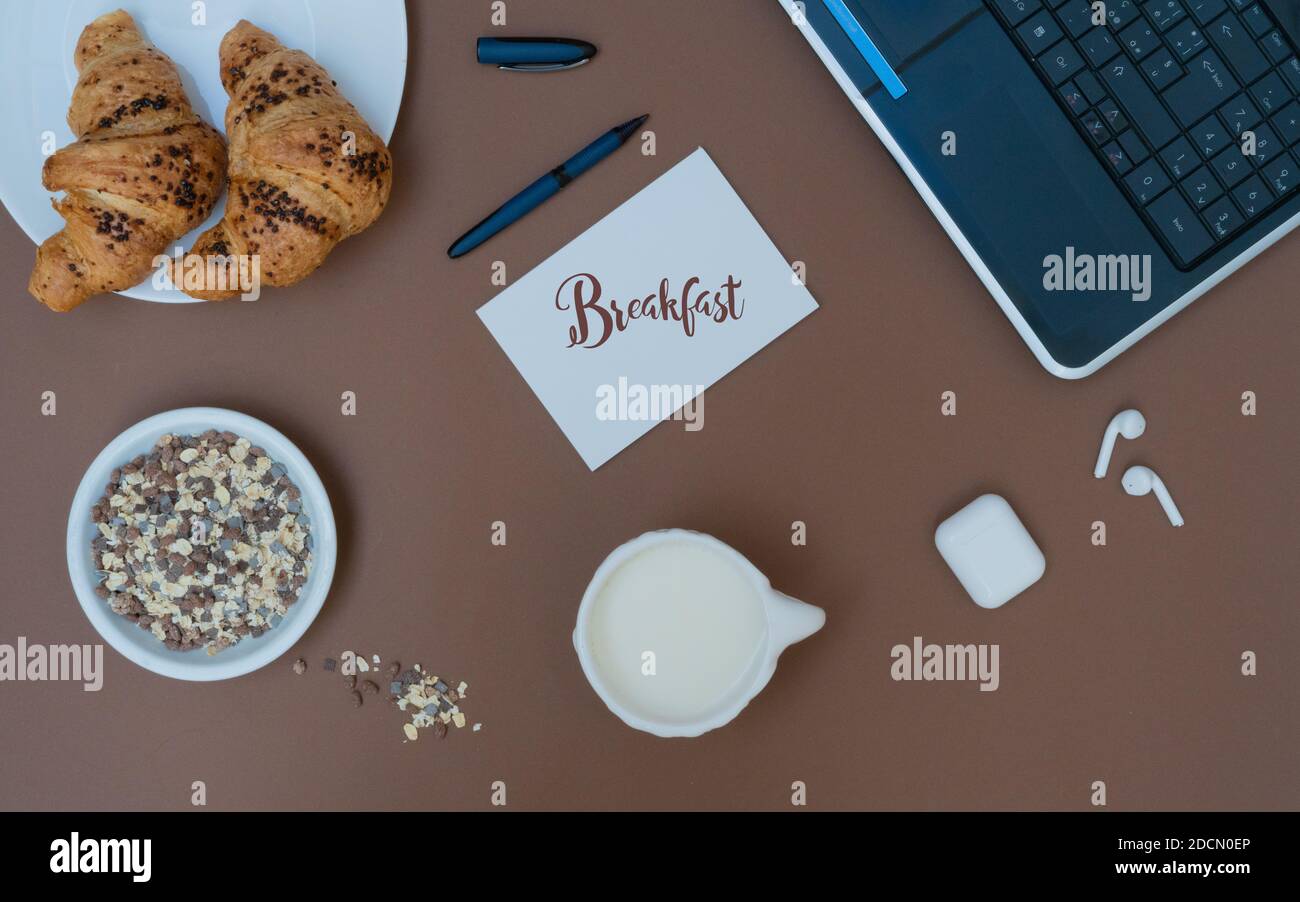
[292,658,306,675]
[318,649,477,742]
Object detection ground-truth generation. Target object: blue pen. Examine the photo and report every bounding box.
[447,113,649,259]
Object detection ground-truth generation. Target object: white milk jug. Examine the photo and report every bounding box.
[573,529,825,737]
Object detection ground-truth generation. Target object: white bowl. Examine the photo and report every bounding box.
[67,407,336,680]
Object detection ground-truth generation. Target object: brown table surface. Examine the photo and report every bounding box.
[1,0,1296,812]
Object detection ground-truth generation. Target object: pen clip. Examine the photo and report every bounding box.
[498,58,592,72]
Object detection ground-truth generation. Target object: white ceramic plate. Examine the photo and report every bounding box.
[0,0,406,302]
[67,408,337,680]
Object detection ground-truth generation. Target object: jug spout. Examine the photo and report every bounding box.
[765,589,825,650]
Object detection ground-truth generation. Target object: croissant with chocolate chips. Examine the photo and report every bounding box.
[28,9,227,311]
[172,20,393,300]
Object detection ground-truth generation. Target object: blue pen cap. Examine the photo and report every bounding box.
[476,37,597,71]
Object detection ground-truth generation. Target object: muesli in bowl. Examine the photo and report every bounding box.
[91,430,314,654]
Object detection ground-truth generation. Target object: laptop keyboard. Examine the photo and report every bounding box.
[987,0,1300,268]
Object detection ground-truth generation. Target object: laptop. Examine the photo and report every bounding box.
[781,0,1300,377]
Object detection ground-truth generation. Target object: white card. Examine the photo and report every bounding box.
[477,148,819,470]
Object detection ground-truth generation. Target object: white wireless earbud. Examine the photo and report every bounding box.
[1094,408,1146,478]
[1122,465,1184,527]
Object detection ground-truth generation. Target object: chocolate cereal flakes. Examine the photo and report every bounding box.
[90,431,313,653]
[334,653,479,741]
[392,665,474,740]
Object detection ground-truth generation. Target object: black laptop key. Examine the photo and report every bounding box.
[1103,140,1135,173]
[1080,26,1122,65]
[991,0,1043,26]
[1148,189,1215,262]
[1231,173,1271,216]
[1102,58,1180,145]
[1018,11,1064,55]
[1056,1,1096,38]
[1039,41,1086,83]
[1210,143,1253,186]
[1145,1,1187,32]
[1218,94,1262,135]
[1249,71,1290,114]
[1075,70,1106,101]
[1166,19,1209,60]
[1126,157,1173,202]
[1120,128,1151,162]
[1205,11,1272,82]
[1081,110,1111,143]
[1098,97,1128,130]
[1143,48,1184,90]
[1190,116,1231,156]
[1262,30,1292,64]
[1203,195,1243,237]
[1107,0,1141,30]
[1281,57,1300,93]
[1061,81,1089,113]
[1162,50,1239,126]
[1273,101,1300,145]
[1186,0,1228,26]
[1263,152,1296,193]
[1246,122,1283,165]
[1242,4,1272,38]
[1120,20,1159,60]
[1161,135,1200,176]
[1182,165,1224,206]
